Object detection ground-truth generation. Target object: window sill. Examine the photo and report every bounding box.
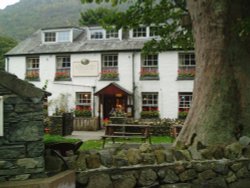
[25,78,40,82]
[177,76,194,80]
[54,77,72,81]
[100,77,119,81]
[140,76,159,80]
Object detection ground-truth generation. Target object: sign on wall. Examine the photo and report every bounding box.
[0,96,3,136]
[72,59,99,77]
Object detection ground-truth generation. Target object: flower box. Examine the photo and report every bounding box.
[110,117,126,124]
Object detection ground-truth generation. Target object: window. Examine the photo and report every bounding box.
[149,26,162,37]
[106,29,119,39]
[43,30,71,43]
[0,96,3,136]
[44,32,56,42]
[25,57,40,81]
[178,53,196,79]
[75,92,92,117]
[133,27,147,37]
[141,92,159,118]
[100,54,119,80]
[55,56,71,80]
[140,54,159,80]
[90,30,104,39]
[58,31,70,42]
[178,92,193,119]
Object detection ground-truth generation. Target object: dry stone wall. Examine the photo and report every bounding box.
[65,140,250,188]
[0,89,45,182]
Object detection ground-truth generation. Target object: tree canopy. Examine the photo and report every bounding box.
[0,36,17,70]
[79,7,118,26]
[81,0,194,53]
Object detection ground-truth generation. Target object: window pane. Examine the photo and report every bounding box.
[44,32,56,42]
[58,31,70,42]
[133,27,147,37]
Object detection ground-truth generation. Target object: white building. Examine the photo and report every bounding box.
[5,26,194,120]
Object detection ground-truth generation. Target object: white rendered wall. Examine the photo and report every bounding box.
[6,51,194,118]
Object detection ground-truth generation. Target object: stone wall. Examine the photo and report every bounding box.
[63,139,250,188]
[0,93,45,182]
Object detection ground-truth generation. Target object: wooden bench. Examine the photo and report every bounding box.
[102,124,151,148]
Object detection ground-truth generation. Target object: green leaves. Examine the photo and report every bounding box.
[82,0,194,53]
[0,36,17,70]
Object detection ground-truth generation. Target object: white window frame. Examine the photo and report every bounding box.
[43,29,72,43]
[76,92,92,107]
[179,92,193,110]
[0,96,3,136]
[142,92,158,109]
[89,28,122,40]
[179,52,196,68]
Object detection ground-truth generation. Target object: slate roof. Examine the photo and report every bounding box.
[0,71,51,101]
[6,27,150,56]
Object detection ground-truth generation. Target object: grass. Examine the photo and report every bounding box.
[43,134,81,144]
[43,134,173,151]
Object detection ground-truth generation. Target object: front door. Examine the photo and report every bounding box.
[103,95,127,119]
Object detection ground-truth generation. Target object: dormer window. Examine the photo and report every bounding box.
[43,29,72,43]
[133,27,147,37]
[89,27,121,40]
[106,29,119,39]
[130,25,162,38]
[44,32,56,42]
[91,30,104,39]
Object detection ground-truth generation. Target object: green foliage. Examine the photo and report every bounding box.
[0,36,17,70]
[43,134,80,144]
[82,0,194,53]
[140,110,160,119]
[79,7,118,26]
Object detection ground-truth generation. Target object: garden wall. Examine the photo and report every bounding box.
[0,71,46,182]
[61,137,250,188]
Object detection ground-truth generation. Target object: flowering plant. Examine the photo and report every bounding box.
[140,68,159,77]
[102,118,110,126]
[100,69,119,79]
[178,68,195,78]
[178,109,189,119]
[73,106,92,117]
[110,105,126,117]
[55,71,70,79]
[25,71,39,80]
[140,107,159,119]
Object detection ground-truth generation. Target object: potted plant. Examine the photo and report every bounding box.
[25,71,39,81]
[109,105,126,124]
[100,69,119,80]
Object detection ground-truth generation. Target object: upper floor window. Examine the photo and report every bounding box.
[140,54,159,80]
[100,54,119,80]
[149,26,162,37]
[178,92,193,119]
[133,27,147,38]
[89,28,120,40]
[44,32,56,42]
[43,30,71,43]
[178,53,196,80]
[141,92,159,118]
[55,56,71,81]
[91,30,104,39]
[25,57,40,81]
[106,29,119,39]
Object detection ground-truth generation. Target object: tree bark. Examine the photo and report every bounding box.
[175,0,250,148]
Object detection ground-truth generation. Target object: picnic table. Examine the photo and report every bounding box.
[102,124,151,148]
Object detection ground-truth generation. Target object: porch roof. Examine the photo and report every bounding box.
[95,83,132,96]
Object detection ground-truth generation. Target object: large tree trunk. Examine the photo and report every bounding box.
[175,0,250,148]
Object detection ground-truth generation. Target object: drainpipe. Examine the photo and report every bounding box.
[92,86,96,117]
[132,52,136,118]
[5,57,9,72]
